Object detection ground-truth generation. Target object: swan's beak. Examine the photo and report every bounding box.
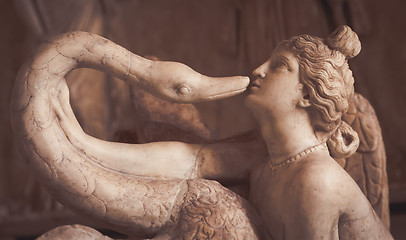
[190,75,250,102]
[134,60,250,103]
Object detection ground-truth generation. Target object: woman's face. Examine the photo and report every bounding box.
[245,48,304,119]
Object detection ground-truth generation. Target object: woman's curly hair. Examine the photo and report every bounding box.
[278,25,361,158]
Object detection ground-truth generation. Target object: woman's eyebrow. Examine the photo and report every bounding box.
[273,55,292,71]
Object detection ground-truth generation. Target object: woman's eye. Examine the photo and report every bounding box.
[270,61,289,71]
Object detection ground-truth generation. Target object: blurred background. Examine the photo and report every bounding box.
[0,0,405,239]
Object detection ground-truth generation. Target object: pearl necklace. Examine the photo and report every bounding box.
[268,142,328,172]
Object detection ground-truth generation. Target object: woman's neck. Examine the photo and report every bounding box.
[256,110,321,165]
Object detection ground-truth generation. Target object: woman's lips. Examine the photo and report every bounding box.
[251,80,261,88]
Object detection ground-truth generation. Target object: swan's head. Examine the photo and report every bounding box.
[133,61,250,103]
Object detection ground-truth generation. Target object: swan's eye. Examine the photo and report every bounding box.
[177,86,190,95]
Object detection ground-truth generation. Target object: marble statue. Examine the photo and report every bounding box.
[11,25,393,239]
[245,25,391,239]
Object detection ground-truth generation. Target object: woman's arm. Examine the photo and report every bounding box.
[197,138,268,184]
[337,176,393,239]
[288,156,393,240]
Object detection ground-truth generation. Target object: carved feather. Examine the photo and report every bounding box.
[341,93,390,229]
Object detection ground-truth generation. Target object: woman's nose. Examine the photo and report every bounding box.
[252,63,267,78]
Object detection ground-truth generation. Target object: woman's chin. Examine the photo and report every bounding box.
[244,93,259,111]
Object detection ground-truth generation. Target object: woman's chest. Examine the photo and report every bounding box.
[249,164,290,239]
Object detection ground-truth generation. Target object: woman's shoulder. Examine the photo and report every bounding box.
[293,152,353,191]
[290,152,370,218]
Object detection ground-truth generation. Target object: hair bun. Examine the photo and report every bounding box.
[325,25,361,59]
[327,121,360,159]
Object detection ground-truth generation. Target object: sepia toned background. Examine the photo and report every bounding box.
[0,0,405,238]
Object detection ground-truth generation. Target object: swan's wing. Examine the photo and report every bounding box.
[340,93,390,228]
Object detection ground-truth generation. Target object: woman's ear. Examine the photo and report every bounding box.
[298,86,311,108]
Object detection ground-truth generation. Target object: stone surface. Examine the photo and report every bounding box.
[11,25,392,239]
[11,31,264,239]
[2,0,406,238]
[37,225,113,240]
[245,26,391,239]
[341,93,390,227]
